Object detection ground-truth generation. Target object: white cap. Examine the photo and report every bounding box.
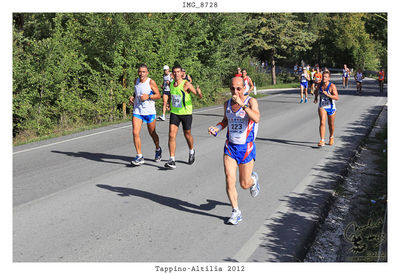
[163,65,169,70]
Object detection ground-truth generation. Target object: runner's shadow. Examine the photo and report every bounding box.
[97,184,230,222]
[51,150,164,168]
[256,138,317,149]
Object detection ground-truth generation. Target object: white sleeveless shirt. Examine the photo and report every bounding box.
[133,78,156,115]
[226,97,258,145]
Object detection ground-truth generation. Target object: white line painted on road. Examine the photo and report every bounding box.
[13,125,132,155]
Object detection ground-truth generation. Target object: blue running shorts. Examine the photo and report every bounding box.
[322,107,336,116]
[224,141,256,164]
[301,82,308,88]
[133,114,156,123]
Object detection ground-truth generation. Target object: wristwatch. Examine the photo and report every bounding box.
[242,104,249,110]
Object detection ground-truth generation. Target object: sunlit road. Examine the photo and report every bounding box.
[13,75,387,262]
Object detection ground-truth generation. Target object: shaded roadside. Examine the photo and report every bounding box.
[305,105,387,262]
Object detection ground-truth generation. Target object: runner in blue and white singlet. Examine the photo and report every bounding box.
[208,77,261,225]
[314,70,339,147]
[225,96,258,146]
[318,82,336,116]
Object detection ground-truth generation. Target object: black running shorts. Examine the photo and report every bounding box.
[169,113,193,131]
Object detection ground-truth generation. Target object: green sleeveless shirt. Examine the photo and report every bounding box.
[170,80,192,115]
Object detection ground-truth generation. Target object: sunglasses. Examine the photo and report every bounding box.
[230,87,242,91]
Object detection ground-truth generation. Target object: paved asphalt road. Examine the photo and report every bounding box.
[13,75,387,262]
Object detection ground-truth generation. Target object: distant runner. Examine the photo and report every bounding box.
[300,68,310,103]
[235,67,242,77]
[342,64,350,88]
[313,67,322,95]
[182,68,193,83]
[355,68,365,94]
[377,68,385,93]
[164,65,203,169]
[158,65,173,121]
[208,77,260,225]
[241,69,254,96]
[129,64,162,166]
[314,71,339,147]
[309,67,316,95]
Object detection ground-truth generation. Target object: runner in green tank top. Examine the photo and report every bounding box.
[165,65,203,169]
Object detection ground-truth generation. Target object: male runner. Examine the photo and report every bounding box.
[158,65,173,121]
[342,64,350,88]
[182,68,193,83]
[235,67,242,77]
[313,67,322,95]
[309,67,316,95]
[208,77,260,225]
[314,71,339,147]
[242,69,254,96]
[129,64,162,165]
[378,68,385,93]
[355,68,365,94]
[300,68,310,103]
[164,65,203,169]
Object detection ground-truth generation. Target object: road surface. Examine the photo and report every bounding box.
[13,75,387,262]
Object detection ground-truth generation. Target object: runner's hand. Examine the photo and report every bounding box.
[232,94,243,106]
[208,126,219,136]
[129,96,134,105]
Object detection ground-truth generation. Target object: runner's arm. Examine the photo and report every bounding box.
[245,98,260,123]
[208,101,228,136]
[324,83,339,101]
[248,77,254,93]
[185,81,203,99]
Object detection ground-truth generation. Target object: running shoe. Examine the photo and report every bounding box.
[188,150,195,165]
[250,172,260,198]
[228,209,242,225]
[158,115,165,121]
[317,140,325,147]
[155,147,162,162]
[131,155,144,166]
[329,137,334,146]
[305,98,308,103]
[164,158,176,169]
[300,99,304,103]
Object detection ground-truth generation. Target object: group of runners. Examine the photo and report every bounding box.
[128,64,259,224]
[128,62,384,225]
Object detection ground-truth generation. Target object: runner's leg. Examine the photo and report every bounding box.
[168,124,179,157]
[224,154,239,209]
[328,112,336,138]
[132,116,143,155]
[238,159,255,190]
[318,108,327,141]
[147,120,160,149]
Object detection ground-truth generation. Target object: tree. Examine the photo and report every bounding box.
[245,13,317,85]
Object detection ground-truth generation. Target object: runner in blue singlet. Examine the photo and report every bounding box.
[314,71,339,147]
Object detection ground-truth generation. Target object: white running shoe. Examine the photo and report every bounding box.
[131,155,144,166]
[158,115,165,121]
[228,209,242,225]
[250,172,260,198]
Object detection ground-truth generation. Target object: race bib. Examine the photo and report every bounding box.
[171,94,182,108]
[229,122,244,133]
[321,98,331,107]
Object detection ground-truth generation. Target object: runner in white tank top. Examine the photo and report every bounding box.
[128,64,162,166]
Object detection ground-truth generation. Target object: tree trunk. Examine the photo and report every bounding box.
[271,51,277,85]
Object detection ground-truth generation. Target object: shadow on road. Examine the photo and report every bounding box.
[250,103,386,262]
[256,137,317,149]
[51,150,169,168]
[96,184,230,222]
